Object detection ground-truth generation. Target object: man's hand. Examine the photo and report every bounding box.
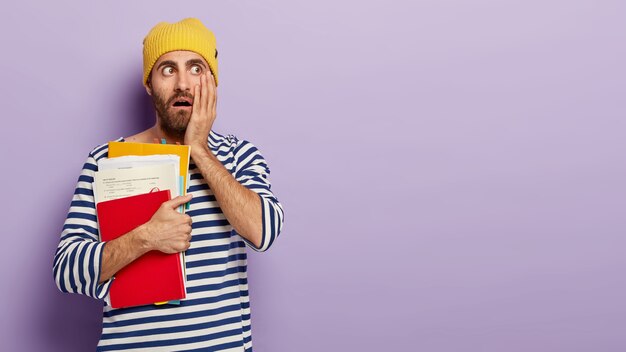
[142,194,194,253]
[184,72,217,153]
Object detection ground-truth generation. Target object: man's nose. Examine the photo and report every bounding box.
[175,72,193,92]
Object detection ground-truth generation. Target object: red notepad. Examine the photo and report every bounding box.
[96,190,186,308]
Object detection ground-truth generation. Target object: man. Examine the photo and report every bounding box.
[53,18,284,351]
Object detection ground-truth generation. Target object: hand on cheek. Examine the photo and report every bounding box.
[185,73,217,152]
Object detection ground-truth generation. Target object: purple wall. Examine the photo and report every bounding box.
[1,1,625,351]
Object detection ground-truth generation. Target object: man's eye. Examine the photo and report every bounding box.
[191,65,202,75]
[162,67,175,76]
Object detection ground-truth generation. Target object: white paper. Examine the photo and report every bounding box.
[93,164,178,204]
[99,155,181,196]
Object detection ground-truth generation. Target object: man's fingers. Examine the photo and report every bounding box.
[211,81,217,117]
[201,73,209,113]
[192,83,200,112]
[208,73,216,116]
[197,73,204,114]
[165,194,193,209]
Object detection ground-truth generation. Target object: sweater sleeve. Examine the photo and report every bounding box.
[53,150,113,300]
[232,139,285,252]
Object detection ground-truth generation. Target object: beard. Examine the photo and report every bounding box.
[151,90,194,140]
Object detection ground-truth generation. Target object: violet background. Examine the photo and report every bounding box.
[1,0,625,351]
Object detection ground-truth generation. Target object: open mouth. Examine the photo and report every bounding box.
[173,100,192,107]
[171,96,193,108]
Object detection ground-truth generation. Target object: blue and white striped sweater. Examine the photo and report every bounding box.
[53,130,284,351]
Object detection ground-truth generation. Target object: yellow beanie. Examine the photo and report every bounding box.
[143,18,218,87]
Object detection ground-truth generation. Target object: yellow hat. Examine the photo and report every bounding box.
[143,18,218,86]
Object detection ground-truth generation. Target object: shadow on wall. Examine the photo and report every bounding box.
[34,187,103,351]
[121,78,156,136]
[40,291,103,351]
[34,77,156,351]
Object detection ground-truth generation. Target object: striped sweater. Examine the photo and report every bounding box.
[53,130,284,351]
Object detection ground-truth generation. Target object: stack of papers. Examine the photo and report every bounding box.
[94,155,181,204]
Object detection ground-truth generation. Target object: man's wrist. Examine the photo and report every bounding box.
[190,142,210,158]
[191,143,220,170]
[132,224,153,253]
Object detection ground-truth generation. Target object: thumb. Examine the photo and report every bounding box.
[165,194,193,209]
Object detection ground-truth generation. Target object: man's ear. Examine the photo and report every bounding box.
[144,75,153,96]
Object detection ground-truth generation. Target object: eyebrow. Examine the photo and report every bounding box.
[156,59,207,71]
[155,60,177,71]
[186,59,207,69]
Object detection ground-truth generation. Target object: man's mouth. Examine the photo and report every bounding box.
[171,97,193,108]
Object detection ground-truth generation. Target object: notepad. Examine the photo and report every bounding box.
[97,190,186,308]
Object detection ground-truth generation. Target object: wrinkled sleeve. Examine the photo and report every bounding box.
[232,139,285,252]
[53,151,113,300]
